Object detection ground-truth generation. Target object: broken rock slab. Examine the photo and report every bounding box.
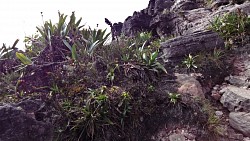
[160,30,224,61]
[220,85,250,112]
[229,112,250,137]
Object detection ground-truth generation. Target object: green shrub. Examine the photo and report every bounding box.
[210,10,250,48]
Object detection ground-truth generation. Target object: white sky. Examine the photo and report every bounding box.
[0,0,148,49]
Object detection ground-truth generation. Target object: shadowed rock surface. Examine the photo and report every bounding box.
[0,102,53,141]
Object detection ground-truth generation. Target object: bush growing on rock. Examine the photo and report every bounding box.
[210,10,250,48]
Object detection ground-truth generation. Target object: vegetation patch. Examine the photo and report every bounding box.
[0,11,238,141]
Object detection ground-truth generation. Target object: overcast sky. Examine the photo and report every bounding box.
[0,0,148,49]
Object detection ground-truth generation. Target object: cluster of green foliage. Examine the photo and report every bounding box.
[0,12,212,141]
[10,12,186,141]
[210,10,250,48]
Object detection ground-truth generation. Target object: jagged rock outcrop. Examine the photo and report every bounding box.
[0,101,53,141]
[111,0,250,39]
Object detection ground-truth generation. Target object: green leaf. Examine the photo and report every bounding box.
[154,62,167,74]
[150,51,158,65]
[88,40,100,56]
[142,53,148,63]
[71,44,77,60]
[63,40,72,50]
[16,52,32,65]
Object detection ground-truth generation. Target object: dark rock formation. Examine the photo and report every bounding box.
[147,0,175,16]
[122,11,153,37]
[105,18,123,40]
[108,0,250,40]
[0,102,53,141]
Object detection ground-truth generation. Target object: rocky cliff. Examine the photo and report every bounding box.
[109,0,250,39]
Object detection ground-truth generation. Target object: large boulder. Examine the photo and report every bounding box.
[160,30,224,60]
[0,102,53,141]
[220,85,250,112]
[175,73,205,99]
[229,112,250,137]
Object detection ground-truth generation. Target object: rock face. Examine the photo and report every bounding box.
[148,0,175,16]
[111,0,250,39]
[0,103,53,141]
[220,85,250,112]
[160,30,224,60]
[229,112,250,137]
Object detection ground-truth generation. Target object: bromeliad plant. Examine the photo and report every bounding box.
[168,92,181,104]
[141,51,167,74]
[37,12,83,48]
[183,54,198,72]
[81,27,111,57]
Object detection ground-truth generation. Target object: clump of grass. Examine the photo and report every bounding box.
[201,99,226,139]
